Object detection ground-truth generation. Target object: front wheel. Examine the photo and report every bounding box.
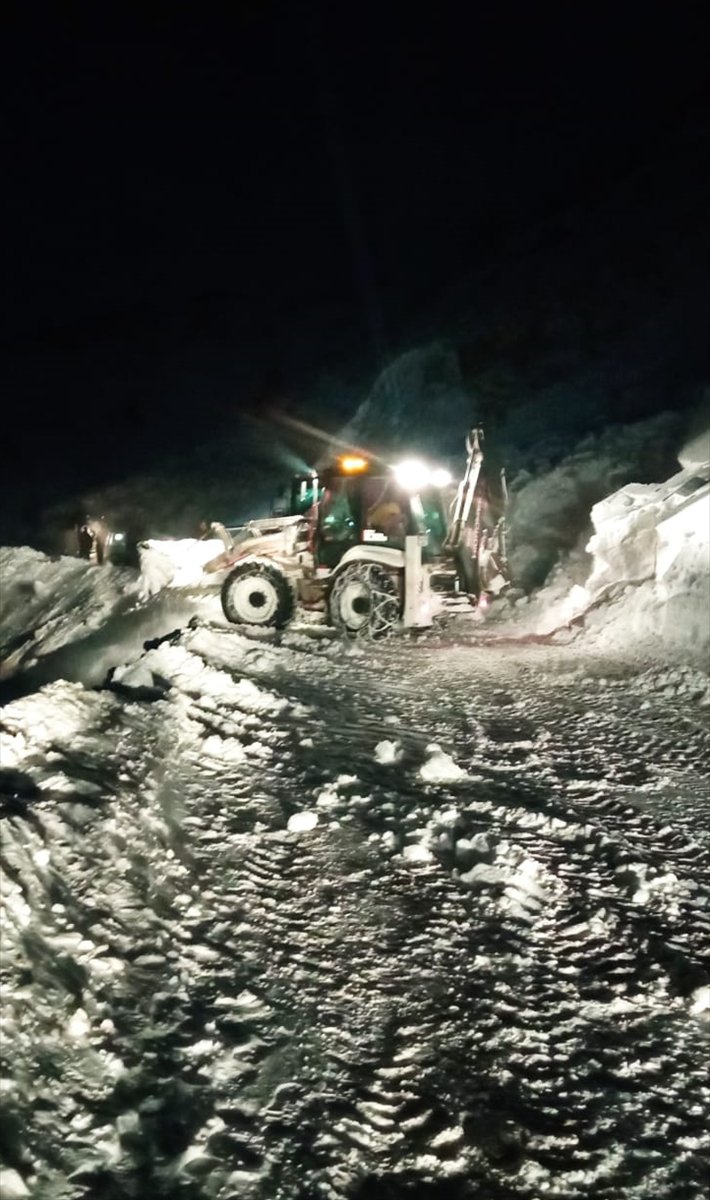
[221,561,295,627]
[328,563,401,639]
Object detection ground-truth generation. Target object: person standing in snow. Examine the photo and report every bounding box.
[91,516,110,564]
[77,516,95,560]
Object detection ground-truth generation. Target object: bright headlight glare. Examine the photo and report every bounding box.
[393,461,452,491]
[393,459,430,491]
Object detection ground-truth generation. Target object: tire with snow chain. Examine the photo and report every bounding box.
[221,561,295,628]
[328,562,401,639]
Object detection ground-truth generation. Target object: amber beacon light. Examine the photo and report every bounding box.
[339,455,369,473]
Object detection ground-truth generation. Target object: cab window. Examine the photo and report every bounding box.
[317,479,359,565]
[361,479,409,542]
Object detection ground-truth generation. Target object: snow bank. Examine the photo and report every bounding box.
[0,546,230,692]
[0,680,117,770]
[499,448,709,668]
[574,463,709,664]
[678,399,710,470]
[506,414,681,591]
[0,548,135,681]
[586,465,709,593]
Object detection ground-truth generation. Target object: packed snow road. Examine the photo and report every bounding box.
[1,623,709,1200]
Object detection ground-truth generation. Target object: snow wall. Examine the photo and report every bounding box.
[505,455,710,668]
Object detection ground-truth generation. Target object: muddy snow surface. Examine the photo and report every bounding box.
[1,621,709,1200]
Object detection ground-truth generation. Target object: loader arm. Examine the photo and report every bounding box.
[445,426,484,551]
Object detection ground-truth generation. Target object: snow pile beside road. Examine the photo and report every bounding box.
[585,464,709,593]
[506,413,680,591]
[503,451,710,668]
[0,547,231,693]
[583,475,709,664]
[0,548,135,681]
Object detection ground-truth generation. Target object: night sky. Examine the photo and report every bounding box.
[4,2,709,521]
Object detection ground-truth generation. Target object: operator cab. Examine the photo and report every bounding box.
[290,455,449,570]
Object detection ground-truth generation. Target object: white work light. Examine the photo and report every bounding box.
[393,460,452,491]
[393,460,432,491]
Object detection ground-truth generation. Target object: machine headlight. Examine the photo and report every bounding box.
[393,460,431,491]
[393,461,452,491]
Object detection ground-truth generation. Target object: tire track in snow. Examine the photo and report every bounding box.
[155,633,710,1197]
[1,633,709,1197]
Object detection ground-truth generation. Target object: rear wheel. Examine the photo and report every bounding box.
[221,562,295,627]
[328,563,401,639]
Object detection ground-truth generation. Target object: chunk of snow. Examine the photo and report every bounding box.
[0,1169,30,1199]
[112,661,157,689]
[689,985,709,1017]
[456,833,491,860]
[316,785,339,808]
[460,863,508,887]
[419,744,467,783]
[402,843,434,863]
[374,739,402,765]
[202,735,246,762]
[287,810,319,833]
[430,1124,464,1148]
[67,1008,91,1040]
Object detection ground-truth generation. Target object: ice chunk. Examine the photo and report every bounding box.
[112,661,157,689]
[689,985,709,1017]
[67,1008,91,1040]
[460,863,508,887]
[375,739,402,765]
[456,832,491,860]
[402,843,434,863]
[287,810,319,833]
[420,744,467,783]
[0,1169,30,1199]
